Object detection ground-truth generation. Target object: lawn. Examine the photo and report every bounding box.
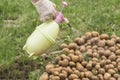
[0,0,120,79]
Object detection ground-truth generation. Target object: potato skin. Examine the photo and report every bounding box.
[60,43,68,49]
[100,34,109,40]
[85,32,92,39]
[39,72,49,80]
[104,73,111,80]
[106,40,115,47]
[58,59,69,67]
[68,43,77,49]
[69,74,79,80]
[97,40,106,47]
[92,31,99,37]
[41,32,120,80]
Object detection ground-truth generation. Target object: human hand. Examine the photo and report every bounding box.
[32,0,57,22]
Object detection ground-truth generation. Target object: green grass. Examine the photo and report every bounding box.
[0,0,120,68]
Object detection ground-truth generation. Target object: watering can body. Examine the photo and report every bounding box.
[23,21,59,57]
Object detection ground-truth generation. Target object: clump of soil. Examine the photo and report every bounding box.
[0,55,47,80]
[40,31,120,80]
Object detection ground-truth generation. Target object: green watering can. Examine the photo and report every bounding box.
[23,1,69,57]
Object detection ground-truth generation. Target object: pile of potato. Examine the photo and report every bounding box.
[40,31,120,80]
